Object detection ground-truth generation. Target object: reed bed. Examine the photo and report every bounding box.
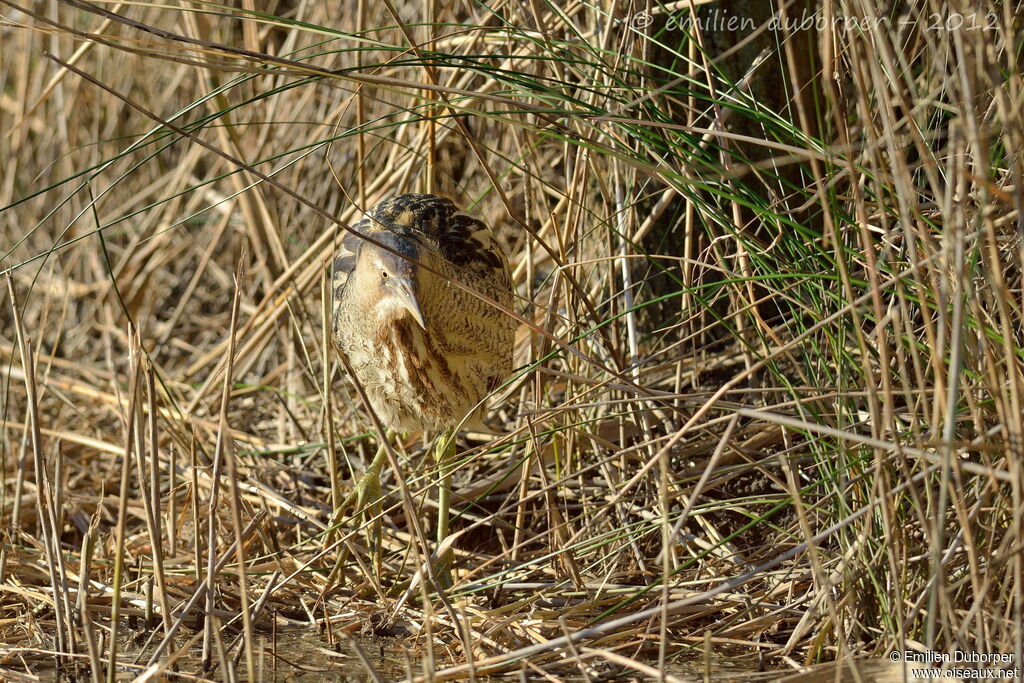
[1,0,1022,680]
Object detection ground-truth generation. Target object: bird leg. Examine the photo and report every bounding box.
[345,441,387,514]
[329,437,390,583]
[434,429,456,589]
[330,429,458,592]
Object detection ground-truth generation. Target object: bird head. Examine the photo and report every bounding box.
[357,231,427,330]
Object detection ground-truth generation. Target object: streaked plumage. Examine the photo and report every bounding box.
[332,193,515,433]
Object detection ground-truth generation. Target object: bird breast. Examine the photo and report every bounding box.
[339,313,468,433]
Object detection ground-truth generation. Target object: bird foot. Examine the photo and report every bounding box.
[326,458,387,587]
[341,467,384,515]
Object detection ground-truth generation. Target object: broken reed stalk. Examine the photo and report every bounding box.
[107,331,143,683]
[9,275,71,665]
[220,262,257,681]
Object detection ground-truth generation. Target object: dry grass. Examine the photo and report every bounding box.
[1,0,1023,680]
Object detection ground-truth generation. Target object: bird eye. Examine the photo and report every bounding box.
[381,271,389,280]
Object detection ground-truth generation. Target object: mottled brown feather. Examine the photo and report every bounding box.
[332,194,515,433]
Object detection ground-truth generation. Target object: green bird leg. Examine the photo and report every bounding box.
[331,429,456,592]
[434,429,456,589]
[329,433,392,584]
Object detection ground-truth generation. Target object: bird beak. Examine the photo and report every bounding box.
[389,276,426,329]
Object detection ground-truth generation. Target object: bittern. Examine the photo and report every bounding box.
[331,193,515,586]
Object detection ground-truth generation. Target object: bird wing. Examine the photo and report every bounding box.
[435,209,512,287]
[366,194,512,290]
